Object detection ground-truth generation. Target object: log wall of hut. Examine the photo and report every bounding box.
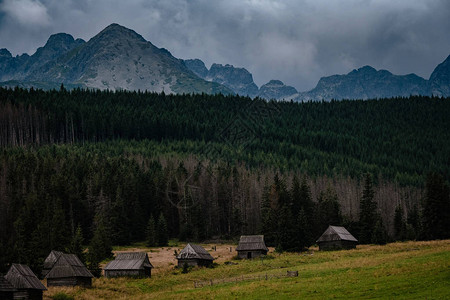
[0,291,14,300]
[13,289,43,300]
[177,258,212,267]
[318,240,357,251]
[47,277,92,287]
[104,269,151,278]
[237,250,267,259]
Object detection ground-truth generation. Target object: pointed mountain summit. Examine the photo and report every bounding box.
[1,24,232,94]
[429,54,450,97]
[258,80,298,100]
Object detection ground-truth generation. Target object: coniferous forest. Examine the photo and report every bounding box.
[1,86,449,274]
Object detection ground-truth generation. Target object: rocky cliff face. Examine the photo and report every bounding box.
[258,80,298,100]
[296,66,429,101]
[429,55,450,97]
[0,24,231,94]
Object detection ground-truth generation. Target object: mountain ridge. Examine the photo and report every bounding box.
[1,23,449,99]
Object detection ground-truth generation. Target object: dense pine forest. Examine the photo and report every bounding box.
[0,86,449,274]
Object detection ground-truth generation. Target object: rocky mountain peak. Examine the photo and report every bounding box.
[258,80,298,100]
[429,54,450,96]
[94,23,146,44]
[0,48,12,58]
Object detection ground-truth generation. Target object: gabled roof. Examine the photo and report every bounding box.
[45,254,93,279]
[104,252,153,270]
[5,264,47,290]
[236,235,268,251]
[177,244,214,261]
[43,250,64,270]
[316,226,358,243]
[0,276,16,292]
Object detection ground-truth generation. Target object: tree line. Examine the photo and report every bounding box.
[0,87,449,186]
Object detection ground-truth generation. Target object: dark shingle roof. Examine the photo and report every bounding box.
[45,254,93,279]
[236,235,268,251]
[43,250,63,270]
[0,276,16,292]
[177,244,214,261]
[5,264,46,290]
[104,252,153,270]
[316,225,358,243]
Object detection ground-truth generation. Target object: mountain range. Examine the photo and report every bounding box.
[1,23,449,100]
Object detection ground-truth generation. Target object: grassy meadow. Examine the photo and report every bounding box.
[44,240,450,299]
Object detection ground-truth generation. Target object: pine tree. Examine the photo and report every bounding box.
[315,186,342,237]
[146,216,156,247]
[393,205,406,241]
[359,173,378,244]
[157,213,169,246]
[87,216,112,277]
[371,217,388,245]
[296,208,313,251]
[68,225,85,263]
[422,173,450,240]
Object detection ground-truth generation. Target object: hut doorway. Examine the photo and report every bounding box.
[247,252,252,259]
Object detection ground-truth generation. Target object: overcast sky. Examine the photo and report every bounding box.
[0,0,449,91]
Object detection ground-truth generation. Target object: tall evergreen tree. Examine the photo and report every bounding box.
[422,173,450,240]
[68,225,85,263]
[359,173,378,244]
[394,205,406,241]
[146,216,156,247]
[87,216,112,277]
[157,213,169,246]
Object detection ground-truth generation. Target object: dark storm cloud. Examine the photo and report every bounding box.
[0,0,449,91]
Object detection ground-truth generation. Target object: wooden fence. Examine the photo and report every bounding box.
[193,270,298,288]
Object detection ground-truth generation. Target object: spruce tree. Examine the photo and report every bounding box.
[422,173,450,240]
[393,205,406,241]
[146,216,157,247]
[157,213,169,246]
[359,173,378,244]
[87,217,112,277]
[68,225,85,263]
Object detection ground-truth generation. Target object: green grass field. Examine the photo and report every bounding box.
[45,240,450,299]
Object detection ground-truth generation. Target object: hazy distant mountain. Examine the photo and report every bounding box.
[258,80,298,101]
[184,59,259,97]
[296,66,429,101]
[0,24,231,94]
[429,55,450,97]
[1,23,448,99]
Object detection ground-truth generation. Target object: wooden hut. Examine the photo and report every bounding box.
[45,253,93,287]
[236,235,268,259]
[316,225,358,251]
[176,244,214,267]
[5,264,47,300]
[41,250,63,278]
[103,252,153,278]
[0,276,16,300]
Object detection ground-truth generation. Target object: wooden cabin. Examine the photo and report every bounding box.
[41,250,63,278]
[0,276,16,300]
[45,253,93,287]
[176,244,214,267]
[103,252,153,278]
[5,264,47,300]
[236,235,268,259]
[316,225,358,251]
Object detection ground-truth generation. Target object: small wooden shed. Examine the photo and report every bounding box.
[176,244,214,267]
[316,225,358,251]
[5,264,47,300]
[103,252,153,278]
[41,250,63,278]
[236,235,268,259]
[0,276,16,300]
[45,253,93,287]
